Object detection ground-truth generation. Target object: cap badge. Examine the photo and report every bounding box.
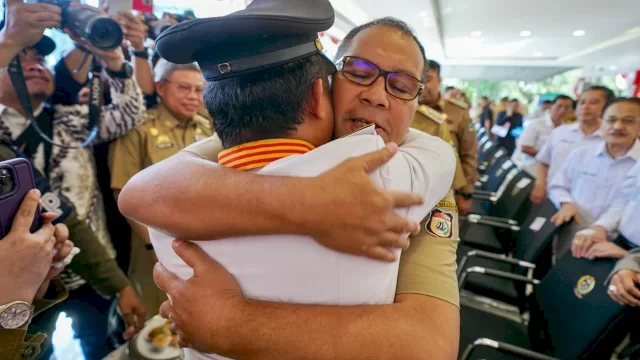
[574,275,596,299]
[218,63,232,74]
[315,39,324,52]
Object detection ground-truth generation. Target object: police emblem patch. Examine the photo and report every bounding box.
[574,275,596,299]
[425,208,453,238]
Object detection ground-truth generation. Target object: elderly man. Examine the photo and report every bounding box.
[548,98,640,257]
[0,1,146,358]
[120,4,460,360]
[109,59,212,316]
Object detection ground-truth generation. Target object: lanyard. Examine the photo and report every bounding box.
[8,55,100,149]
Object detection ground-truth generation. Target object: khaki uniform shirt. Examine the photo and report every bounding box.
[183,132,460,308]
[0,279,68,360]
[411,106,467,191]
[432,97,479,193]
[109,104,214,191]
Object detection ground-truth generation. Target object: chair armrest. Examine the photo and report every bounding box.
[461,338,559,360]
[462,216,520,231]
[457,249,535,278]
[466,214,518,225]
[459,266,539,290]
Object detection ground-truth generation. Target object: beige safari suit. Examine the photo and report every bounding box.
[434,97,479,194]
[109,104,213,316]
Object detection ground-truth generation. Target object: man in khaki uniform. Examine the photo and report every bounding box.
[109,60,213,316]
[420,60,479,215]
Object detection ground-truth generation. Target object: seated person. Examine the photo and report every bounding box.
[512,95,573,177]
[549,98,640,257]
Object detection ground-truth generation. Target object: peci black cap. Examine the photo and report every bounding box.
[155,0,335,82]
[1,2,56,56]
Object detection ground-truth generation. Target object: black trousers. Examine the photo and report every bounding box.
[31,284,115,360]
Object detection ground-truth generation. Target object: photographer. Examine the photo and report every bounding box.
[0,190,75,360]
[0,0,146,358]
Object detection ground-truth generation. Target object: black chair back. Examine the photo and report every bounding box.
[476,126,486,140]
[480,156,516,193]
[530,254,636,359]
[478,139,501,165]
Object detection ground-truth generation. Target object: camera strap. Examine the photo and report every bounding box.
[8,54,100,150]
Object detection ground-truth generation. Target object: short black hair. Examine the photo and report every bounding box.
[481,96,489,101]
[335,17,427,81]
[553,95,573,104]
[542,100,553,105]
[602,97,640,113]
[445,86,456,92]
[583,85,615,108]
[510,98,519,103]
[204,54,332,148]
[501,96,509,102]
[427,59,441,78]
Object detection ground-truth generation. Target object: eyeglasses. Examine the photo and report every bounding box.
[165,80,204,96]
[604,117,640,126]
[335,56,424,101]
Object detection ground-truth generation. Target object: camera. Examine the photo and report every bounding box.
[143,10,196,41]
[28,0,124,51]
[0,168,14,196]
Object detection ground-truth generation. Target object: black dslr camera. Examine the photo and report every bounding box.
[28,0,123,51]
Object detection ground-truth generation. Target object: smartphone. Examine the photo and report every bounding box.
[106,0,133,16]
[0,159,42,238]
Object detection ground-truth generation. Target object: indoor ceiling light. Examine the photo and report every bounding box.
[471,31,482,38]
[573,30,586,37]
[520,30,532,37]
[532,51,542,57]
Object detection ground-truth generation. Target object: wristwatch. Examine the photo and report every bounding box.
[129,47,150,59]
[456,190,473,200]
[0,301,33,329]
[105,62,134,79]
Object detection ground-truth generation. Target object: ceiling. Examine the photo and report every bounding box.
[328,0,640,81]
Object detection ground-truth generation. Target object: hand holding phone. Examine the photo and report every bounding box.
[0,159,43,237]
[0,189,58,304]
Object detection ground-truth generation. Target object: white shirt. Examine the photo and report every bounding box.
[594,162,640,246]
[512,113,556,177]
[149,126,456,360]
[548,140,640,225]
[536,122,603,185]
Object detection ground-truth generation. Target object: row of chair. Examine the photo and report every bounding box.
[457,125,637,359]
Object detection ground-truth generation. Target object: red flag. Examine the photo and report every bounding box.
[133,0,153,13]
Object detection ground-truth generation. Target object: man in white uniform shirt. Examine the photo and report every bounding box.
[512,95,573,177]
[122,2,457,359]
[530,86,615,204]
[569,99,640,260]
[548,98,640,257]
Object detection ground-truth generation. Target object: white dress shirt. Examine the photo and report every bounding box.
[549,140,640,226]
[512,113,556,177]
[594,161,640,246]
[149,126,456,360]
[536,122,603,185]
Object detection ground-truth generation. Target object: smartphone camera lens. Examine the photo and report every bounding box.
[0,168,14,195]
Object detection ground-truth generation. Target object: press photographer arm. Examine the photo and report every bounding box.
[0,0,61,68]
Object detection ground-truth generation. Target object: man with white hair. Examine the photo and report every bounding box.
[108,59,213,315]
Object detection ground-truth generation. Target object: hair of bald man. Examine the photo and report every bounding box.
[334,17,428,81]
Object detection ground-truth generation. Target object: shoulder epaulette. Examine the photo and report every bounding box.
[417,105,446,124]
[445,97,469,110]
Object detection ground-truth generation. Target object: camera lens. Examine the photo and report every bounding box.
[87,17,124,51]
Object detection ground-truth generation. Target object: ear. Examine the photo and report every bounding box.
[307,78,327,120]
[155,81,165,98]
